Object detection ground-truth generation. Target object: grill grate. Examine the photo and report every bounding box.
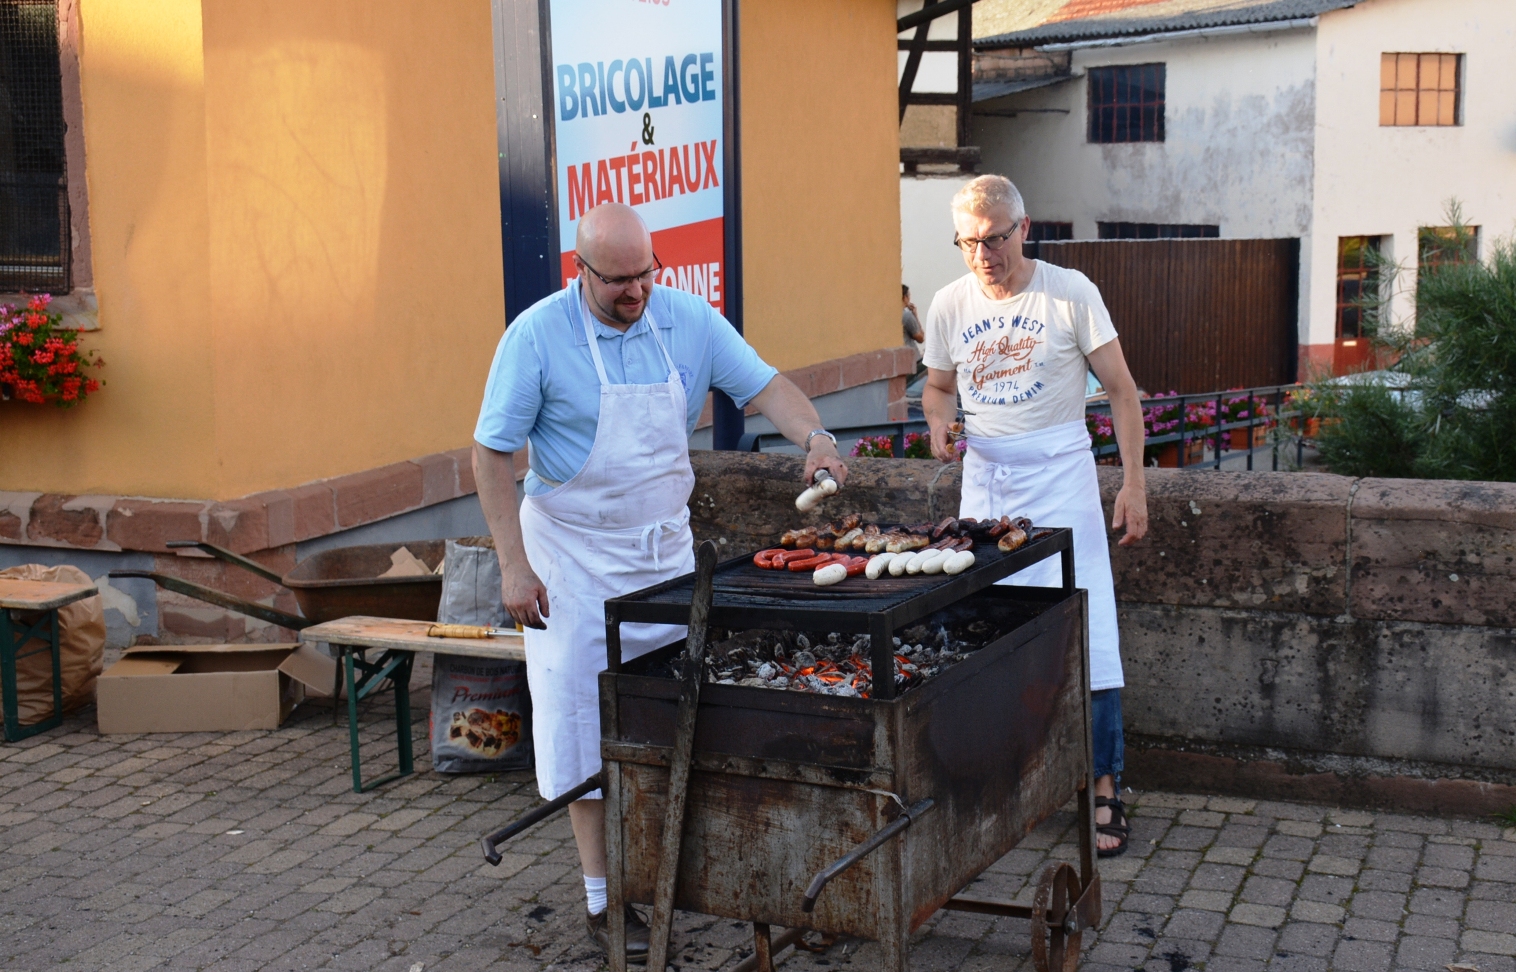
[607,528,1074,700]
[0,0,70,294]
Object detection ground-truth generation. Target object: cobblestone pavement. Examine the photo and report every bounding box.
[3,657,1515,972]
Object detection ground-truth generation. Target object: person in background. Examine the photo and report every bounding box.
[920,174,1148,857]
[903,283,924,351]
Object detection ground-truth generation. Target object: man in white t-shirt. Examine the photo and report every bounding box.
[921,174,1148,857]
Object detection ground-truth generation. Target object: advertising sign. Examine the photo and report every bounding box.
[549,0,727,312]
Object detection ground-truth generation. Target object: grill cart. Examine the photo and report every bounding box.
[485,528,1101,972]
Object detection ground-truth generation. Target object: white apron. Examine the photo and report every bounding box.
[518,295,696,800]
[961,420,1123,691]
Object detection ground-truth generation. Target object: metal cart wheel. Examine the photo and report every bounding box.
[1030,862,1083,972]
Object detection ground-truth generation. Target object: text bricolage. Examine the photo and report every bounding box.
[556,53,717,121]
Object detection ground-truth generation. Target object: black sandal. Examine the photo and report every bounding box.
[1095,796,1130,858]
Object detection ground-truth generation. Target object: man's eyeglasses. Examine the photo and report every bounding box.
[953,229,1020,253]
[580,254,663,289]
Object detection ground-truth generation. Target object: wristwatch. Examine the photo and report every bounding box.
[804,429,838,452]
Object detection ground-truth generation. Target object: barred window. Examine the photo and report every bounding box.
[1097,222,1217,240]
[1027,221,1073,242]
[1336,237,1381,341]
[1087,64,1164,143]
[0,0,70,293]
[1380,53,1461,127]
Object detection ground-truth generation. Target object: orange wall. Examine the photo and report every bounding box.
[740,0,902,373]
[1,0,506,499]
[2,0,901,500]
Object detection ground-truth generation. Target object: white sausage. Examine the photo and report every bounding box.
[921,549,953,574]
[888,552,911,576]
[813,562,848,586]
[865,553,894,580]
[942,550,976,575]
[905,550,933,574]
[795,472,838,512]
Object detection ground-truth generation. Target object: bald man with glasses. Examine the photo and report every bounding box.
[920,175,1148,859]
[473,203,846,963]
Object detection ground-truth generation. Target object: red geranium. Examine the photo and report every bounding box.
[0,295,105,408]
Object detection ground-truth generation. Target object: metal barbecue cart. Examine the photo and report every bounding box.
[484,528,1102,972]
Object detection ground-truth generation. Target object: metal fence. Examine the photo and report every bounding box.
[735,383,1309,471]
[0,0,72,294]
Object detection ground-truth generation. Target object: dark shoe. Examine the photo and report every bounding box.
[1095,796,1130,858]
[586,904,650,964]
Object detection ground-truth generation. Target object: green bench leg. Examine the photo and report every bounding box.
[343,646,416,793]
[2,609,64,743]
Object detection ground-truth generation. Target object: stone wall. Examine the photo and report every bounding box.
[688,452,1516,814]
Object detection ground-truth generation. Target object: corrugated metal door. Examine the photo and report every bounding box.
[1028,238,1299,393]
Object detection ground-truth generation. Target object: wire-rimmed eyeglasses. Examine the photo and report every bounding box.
[580,253,664,289]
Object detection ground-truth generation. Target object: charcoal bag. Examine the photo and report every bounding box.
[429,538,533,773]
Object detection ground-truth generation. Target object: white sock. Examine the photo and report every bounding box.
[584,875,607,916]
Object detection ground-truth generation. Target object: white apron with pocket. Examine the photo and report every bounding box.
[961,420,1123,691]
[518,298,696,800]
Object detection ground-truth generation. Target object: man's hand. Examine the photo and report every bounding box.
[921,368,959,463]
[1111,482,1148,547]
[804,439,848,489]
[500,560,550,630]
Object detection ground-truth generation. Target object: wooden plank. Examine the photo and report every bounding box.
[0,579,98,611]
[299,615,525,660]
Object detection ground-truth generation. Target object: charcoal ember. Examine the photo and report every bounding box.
[793,650,817,670]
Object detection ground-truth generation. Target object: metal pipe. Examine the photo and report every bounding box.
[480,773,602,865]
[732,927,809,972]
[802,798,935,912]
[164,540,286,585]
[107,570,309,630]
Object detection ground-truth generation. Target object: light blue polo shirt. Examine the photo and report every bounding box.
[474,279,778,496]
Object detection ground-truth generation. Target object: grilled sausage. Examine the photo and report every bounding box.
[931,516,958,540]
[997,526,1028,552]
[813,562,848,586]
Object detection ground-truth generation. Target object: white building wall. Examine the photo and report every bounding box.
[1309,0,1516,361]
[901,173,976,311]
[897,0,960,93]
[969,27,1317,345]
[971,27,1317,239]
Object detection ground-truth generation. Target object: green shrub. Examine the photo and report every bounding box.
[1315,206,1516,482]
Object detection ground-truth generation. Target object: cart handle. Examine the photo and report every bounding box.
[165,540,286,586]
[480,773,603,866]
[802,798,935,912]
[108,570,309,630]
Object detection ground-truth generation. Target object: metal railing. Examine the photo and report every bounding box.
[735,383,1309,471]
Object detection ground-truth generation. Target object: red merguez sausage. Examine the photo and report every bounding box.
[788,554,830,571]
[845,557,868,576]
[753,549,785,568]
[777,548,817,565]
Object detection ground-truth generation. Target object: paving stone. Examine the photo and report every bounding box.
[1229,903,1287,928]
[6,701,1510,972]
[1395,934,1459,970]
[1290,899,1344,924]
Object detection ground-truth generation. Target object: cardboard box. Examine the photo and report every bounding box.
[97,642,337,733]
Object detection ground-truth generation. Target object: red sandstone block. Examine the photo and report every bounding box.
[838,352,879,391]
[287,483,336,541]
[205,498,271,554]
[887,375,908,422]
[248,490,296,549]
[0,510,20,541]
[330,461,424,529]
[415,452,458,507]
[460,449,479,494]
[28,494,105,547]
[1353,477,1516,529]
[106,499,208,552]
